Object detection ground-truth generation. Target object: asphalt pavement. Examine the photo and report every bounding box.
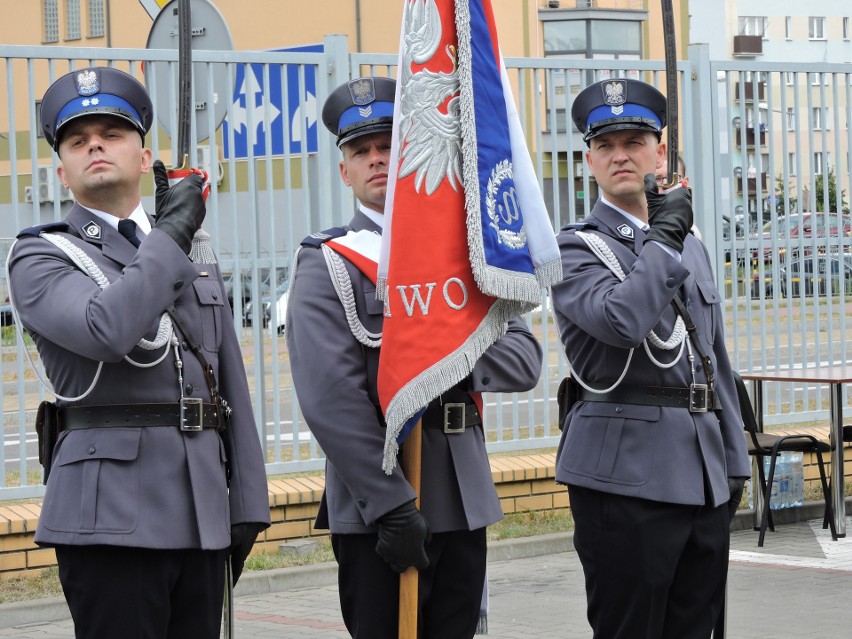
[2,507,851,639]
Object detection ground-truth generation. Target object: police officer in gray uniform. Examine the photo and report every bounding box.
[550,78,750,639]
[9,67,270,639]
[286,77,543,639]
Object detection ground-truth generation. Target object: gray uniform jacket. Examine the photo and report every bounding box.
[551,201,750,508]
[286,211,543,534]
[9,204,270,549]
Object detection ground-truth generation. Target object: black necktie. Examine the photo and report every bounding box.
[117,219,141,248]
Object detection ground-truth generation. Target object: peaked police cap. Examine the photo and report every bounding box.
[40,66,153,150]
[571,78,666,144]
[322,77,396,148]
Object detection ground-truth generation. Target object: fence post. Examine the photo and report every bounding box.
[320,34,353,229]
[688,43,724,282]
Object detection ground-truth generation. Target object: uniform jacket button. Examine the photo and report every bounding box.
[185,384,194,394]
[482,376,491,385]
[173,280,184,290]
[88,446,96,455]
[356,498,367,507]
[615,406,623,413]
[665,277,677,288]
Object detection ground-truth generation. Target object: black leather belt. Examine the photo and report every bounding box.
[579,384,720,412]
[422,402,481,434]
[58,401,223,432]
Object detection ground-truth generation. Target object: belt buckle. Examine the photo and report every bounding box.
[443,403,466,434]
[180,397,204,432]
[689,384,709,413]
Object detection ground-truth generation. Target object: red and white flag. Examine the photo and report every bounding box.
[377,0,561,473]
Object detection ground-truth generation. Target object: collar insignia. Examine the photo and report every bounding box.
[602,80,626,107]
[616,223,634,239]
[75,70,99,97]
[348,78,376,106]
[82,221,101,240]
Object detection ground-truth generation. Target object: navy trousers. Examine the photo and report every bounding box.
[56,544,228,639]
[568,485,730,639]
[332,528,487,639]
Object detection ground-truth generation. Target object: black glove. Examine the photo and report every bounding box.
[375,500,431,573]
[727,477,746,523]
[229,522,266,585]
[152,159,206,255]
[643,173,693,253]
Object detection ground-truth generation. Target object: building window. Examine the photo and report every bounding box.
[809,17,826,40]
[542,16,643,125]
[812,107,822,131]
[844,17,849,40]
[785,16,792,40]
[739,16,768,38]
[786,108,795,131]
[813,152,830,175]
[65,0,81,40]
[785,71,794,86]
[88,0,104,38]
[788,152,796,177]
[43,0,59,42]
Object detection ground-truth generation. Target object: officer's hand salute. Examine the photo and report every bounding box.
[643,173,694,252]
[152,159,207,255]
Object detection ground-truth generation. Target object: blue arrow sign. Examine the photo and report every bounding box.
[223,44,320,159]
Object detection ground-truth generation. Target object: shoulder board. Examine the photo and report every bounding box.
[300,226,348,249]
[560,220,598,232]
[16,221,69,239]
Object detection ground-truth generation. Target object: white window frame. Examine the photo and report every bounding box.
[739,16,768,38]
[788,152,797,177]
[844,17,850,40]
[786,108,795,131]
[809,16,826,40]
[812,107,822,131]
[785,16,792,40]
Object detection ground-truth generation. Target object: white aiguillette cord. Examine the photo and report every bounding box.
[566,231,687,395]
[7,227,216,403]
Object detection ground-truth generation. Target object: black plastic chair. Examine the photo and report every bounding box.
[733,372,838,547]
[822,425,852,530]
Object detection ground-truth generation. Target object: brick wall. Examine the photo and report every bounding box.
[2,445,850,581]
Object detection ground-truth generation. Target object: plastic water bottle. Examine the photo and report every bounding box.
[790,453,805,507]
[778,455,791,509]
[768,457,781,510]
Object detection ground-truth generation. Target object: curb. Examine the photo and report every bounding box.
[2,498,847,629]
[0,533,574,629]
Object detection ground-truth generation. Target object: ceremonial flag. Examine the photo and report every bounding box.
[377,0,561,473]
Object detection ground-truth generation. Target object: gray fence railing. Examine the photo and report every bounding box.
[1,37,850,499]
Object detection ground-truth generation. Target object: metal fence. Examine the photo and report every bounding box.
[1,37,850,499]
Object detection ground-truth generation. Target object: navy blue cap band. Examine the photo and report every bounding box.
[586,103,661,133]
[337,102,394,133]
[55,93,144,134]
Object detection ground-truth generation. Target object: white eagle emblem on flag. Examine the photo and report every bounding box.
[398,0,463,196]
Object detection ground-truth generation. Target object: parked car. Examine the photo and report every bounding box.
[751,212,852,263]
[749,212,852,296]
[779,251,852,298]
[244,280,289,333]
[0,300,13,327]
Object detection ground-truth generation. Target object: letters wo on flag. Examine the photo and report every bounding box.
[376,0,561,473]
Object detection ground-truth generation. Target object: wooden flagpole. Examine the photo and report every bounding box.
[398,419,423,639]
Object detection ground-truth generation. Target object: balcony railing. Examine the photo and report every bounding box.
[733,35,763,57]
